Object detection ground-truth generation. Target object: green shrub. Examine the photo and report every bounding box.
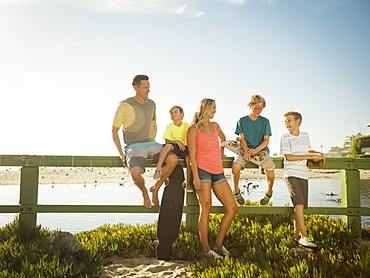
[1,214,370,277]
[351,135,370,157]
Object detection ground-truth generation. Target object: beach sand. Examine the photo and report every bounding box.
[99,255,192,278]
[1,167,369,277]
[1,167,370,185]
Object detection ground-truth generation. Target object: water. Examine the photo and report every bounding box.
[1,179,369,233]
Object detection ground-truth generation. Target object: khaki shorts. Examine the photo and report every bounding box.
[285,177,308,209]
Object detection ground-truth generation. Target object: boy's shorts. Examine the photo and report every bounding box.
[168,143,189,159]
[197,167,227,186]
[285,176,308,209]
[233,153,274,171]
[125,142,163,173]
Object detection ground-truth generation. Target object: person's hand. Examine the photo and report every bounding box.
[243,152,250,162]
[194,177,203,191]
[120,155,127,167]
[248,148,258,156]
[310,154,322,161]
[177,142,186,151]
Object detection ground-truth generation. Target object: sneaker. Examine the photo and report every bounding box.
[234,192,245,205]
[153,170,160,180]
[213,245,230,255]
[299,236,317,248]
[186,183,194,192]
[204,250,223,259]
[259,193,272,206]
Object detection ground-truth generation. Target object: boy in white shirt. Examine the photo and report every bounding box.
[280,111,324,247]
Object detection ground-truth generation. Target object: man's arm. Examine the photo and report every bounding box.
[112,119,127,167]
[151,120,157,139]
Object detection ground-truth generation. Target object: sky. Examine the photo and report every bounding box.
[0,0,369,158]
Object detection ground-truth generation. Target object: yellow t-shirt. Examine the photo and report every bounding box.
[163,122,190,146]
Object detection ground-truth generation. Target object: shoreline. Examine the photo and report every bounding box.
[1,167,369,185]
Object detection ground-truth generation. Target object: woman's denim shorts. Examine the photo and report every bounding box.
[198,167,227,186]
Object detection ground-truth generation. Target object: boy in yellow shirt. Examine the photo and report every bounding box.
[150,106,192,205]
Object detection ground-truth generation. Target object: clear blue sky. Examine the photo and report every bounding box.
[1,0,369,157]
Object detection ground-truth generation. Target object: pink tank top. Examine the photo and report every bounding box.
[193,122,224,174]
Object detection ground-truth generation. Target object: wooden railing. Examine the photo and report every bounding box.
[1,155,369,236]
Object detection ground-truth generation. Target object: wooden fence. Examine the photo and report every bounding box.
[0,155,369,236]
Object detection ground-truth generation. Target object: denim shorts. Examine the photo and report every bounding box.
[197,168,227,186]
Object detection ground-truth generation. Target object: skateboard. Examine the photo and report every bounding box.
[307,159,324,167]
[221,138,275,170]
[156,164,185,260]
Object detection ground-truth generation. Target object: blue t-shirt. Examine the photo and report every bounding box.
[235,115,272,153]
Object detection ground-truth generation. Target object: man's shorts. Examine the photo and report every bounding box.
[197,168,227,186]
[168,143,189,159]
[125,142,163,173]
[285,176,308,209]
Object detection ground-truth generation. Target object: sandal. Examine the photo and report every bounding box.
[259,193,272,206]
[234,192,245,205]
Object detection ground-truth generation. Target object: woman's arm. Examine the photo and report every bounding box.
[187,126,203,191]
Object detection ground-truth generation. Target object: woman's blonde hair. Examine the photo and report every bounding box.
[192,98,215,133]
[247,95,266,108]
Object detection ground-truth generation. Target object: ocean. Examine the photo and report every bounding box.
[1,179,369,233]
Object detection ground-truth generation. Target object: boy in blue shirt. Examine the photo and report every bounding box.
[280,111,324,247]
[232,95,275,205]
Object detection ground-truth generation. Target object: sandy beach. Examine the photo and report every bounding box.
[1,167,370,185]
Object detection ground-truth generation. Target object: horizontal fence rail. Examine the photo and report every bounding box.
[1,155,369,236]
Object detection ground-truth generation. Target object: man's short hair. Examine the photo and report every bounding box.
[132,75,149,87]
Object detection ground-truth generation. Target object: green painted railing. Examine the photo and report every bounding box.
[1,155,369,236]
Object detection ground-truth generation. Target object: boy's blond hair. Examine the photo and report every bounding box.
[247,95,266,108]
[169,105,184,114]
[283,111,303,126]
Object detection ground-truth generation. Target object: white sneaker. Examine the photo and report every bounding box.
[213,245,230,255]
[299,237,317,248]
[153,170,160,180]
[205,250,223,259]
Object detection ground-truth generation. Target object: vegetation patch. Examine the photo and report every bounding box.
[351,135,370,157]
[1,214,370,277]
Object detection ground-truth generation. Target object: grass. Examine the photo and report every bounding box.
[1,214,370,277]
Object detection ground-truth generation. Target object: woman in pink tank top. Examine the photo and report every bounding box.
[187,98,238,259]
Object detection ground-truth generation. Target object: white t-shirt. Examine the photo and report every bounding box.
[280,131,311,180]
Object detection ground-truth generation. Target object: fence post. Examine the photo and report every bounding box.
[185,190,199,233]
[19,166,39,230]
[341,169,361,237]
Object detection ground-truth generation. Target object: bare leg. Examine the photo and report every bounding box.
[150,154,178,205]
[130,166,152,208]
[155,144,174,172]
[213,181,238,248]
[265,169,275,196]
[232,162,243,193]
[294,204,308,238]
[196,182,213,254]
